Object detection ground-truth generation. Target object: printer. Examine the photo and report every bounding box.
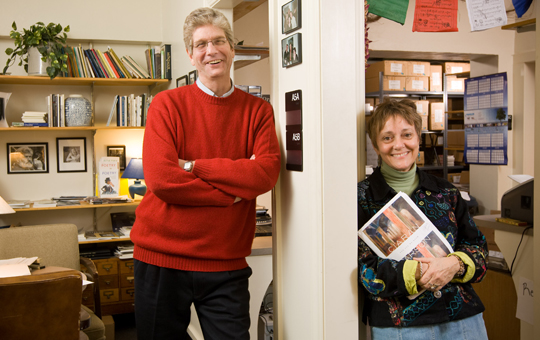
[501,178,533,225]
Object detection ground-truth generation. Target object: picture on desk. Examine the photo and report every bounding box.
[7,143,49,174]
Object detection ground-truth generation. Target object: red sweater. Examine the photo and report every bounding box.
[131,85,281,272]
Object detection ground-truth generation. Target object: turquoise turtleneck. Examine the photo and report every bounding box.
[380,161,419,197]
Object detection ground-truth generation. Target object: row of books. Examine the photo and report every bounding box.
[62,45,171,80]
[107,94,153,127]
[144,45,172,80]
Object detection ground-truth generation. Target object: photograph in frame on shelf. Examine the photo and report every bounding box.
[282,33,302,68]
[56,137,87,173]
[7,142,49,174]
[176,75,188,88]
[107,145,127,170]
[188,70,198,85]
[282,0,301,34]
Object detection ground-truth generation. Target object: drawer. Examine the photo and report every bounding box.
[99,275,119,289]
[120,273,135,288]
[82,288,94,307]
[100,288,120,303]
[119,259,135,274]
[94,258,119,276]
[121,287,135,301]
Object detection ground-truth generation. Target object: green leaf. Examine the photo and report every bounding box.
[11,21,17,30]
[64,25,70,33]
[5,48,13,55]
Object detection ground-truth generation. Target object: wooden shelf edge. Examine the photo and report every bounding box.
[0,126,145,131]
[501,18,536,30]
[14,201,139,212]
[0,75,169,86]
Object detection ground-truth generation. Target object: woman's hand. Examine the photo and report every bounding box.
[414,256,460,291]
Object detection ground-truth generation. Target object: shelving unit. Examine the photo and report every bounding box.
[366,70,469,179]
[0,74,168,229]
[234,46,269,70]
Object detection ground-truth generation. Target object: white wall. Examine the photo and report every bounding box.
[270,0,360,338]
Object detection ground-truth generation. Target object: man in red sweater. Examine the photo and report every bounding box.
[131,7,281,340]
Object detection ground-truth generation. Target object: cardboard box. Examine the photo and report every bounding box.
[366,60,408,78]
[102,315,115,340]
[421,115,428,132]
[408,61,431,76]
[429,64,443,91]
[447,130,465,147]
[429,102,445,130]
[405,76,429,91]
[446,75,465,92]
[366,75,406,92]
[414,100,430,115]
[416,151,425,165]
[444,62,470,75]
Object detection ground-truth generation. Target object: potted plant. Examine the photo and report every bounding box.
[2,21,70,79]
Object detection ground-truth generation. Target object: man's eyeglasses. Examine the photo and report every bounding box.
[192,38,228,52]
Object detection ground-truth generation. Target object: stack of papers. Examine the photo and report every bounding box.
[115,245,134,259]
[0,257,39,278]
[32,199,57,208]
[6,200,30,209]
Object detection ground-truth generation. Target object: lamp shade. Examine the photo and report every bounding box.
[0,195,16,214]
[121,158,144,179]
[121,158,146,198]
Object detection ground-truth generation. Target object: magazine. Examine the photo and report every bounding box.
[358,192,453,262]
[358,192,454,299]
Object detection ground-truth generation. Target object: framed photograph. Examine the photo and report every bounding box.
[188,70,198,85]
[7,143,49,174]
[56,138,87,173]
[282,33,302,68]
[176,75,188,88]
[107,145,127,170]
[282,0,301,34]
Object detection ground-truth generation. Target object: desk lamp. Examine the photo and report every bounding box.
[121,158,146,199]
[0,195,15,214]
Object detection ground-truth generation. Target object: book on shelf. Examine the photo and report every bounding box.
[47,94,65,127]
[98,157,120,198]
[160,44,172,80]
[110,212,136,233]
[84,230,125,240]
[6,200,31,209]
[108,47,133,79]
[106,95,119,126]
[122,55,151,79]
[113,94,152,127]
[31,199,57,208]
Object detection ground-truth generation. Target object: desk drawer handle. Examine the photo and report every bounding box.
[102,264,113,272]
[103,291,115,300]
[126,289,135,297]
[127,277,134,283]
[124,262,134,270]
[104,280,112,285]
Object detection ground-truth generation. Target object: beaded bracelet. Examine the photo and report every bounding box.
[418,261,424,279]
[449,254,465,277]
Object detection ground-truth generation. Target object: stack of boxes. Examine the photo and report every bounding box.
[365,60,430,93]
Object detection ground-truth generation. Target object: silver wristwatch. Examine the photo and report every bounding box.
[183,161,193,172]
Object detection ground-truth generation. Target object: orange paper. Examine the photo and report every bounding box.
[413,0,458,32]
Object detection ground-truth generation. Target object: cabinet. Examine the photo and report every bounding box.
[366,70,469,179]
[0,74,169,230]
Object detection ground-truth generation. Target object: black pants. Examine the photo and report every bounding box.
[134,259,252,340]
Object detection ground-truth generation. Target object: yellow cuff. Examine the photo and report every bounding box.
[449,251,475,283]
[404,260,419,295]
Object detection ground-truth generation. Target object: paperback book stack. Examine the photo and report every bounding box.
[115,245,134,259]
[20,111,48,127]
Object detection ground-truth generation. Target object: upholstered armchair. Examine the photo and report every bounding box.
[0,224,106,340]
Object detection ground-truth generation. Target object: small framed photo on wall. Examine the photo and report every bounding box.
[282,33,302,68]
[282,0,301,34]
[176,75,188,88]
[188,70,198,85]
[106,145,127,170]
[56,138,87,173]
[7,143,49,174]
